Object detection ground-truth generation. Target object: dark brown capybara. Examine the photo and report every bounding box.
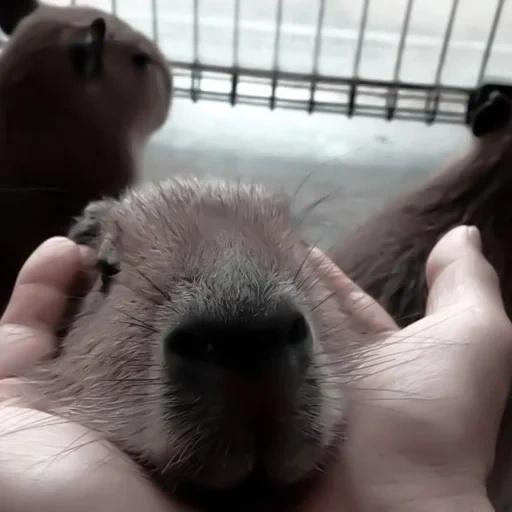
[0,0,173,312]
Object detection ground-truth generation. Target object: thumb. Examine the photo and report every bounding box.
[425,225,505,316]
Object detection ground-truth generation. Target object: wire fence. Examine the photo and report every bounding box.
[12,0,512,124]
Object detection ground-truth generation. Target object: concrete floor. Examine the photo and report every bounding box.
[143,97,473,250]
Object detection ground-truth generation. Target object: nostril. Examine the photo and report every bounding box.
[287,314,310,346]
[166,322,213,362]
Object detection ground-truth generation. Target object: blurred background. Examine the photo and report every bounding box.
[35,0,509,246]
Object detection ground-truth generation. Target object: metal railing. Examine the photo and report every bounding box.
[21,0,512,124]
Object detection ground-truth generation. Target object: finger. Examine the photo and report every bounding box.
[425,225,505,316]
[424,225,512,394]
[1,237,92,331]
[0,238,94,378]
[310,248,397,337]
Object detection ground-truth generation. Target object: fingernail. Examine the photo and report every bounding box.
[40,236,74,248]
[466,225,482,251]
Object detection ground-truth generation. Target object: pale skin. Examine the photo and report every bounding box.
[0,225,510,512]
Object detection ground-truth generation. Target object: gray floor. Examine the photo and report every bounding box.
[143,97,473,250]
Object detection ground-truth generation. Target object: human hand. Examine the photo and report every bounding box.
[2,227,510,512]
[0,237,189,512]
[299,225,512,512]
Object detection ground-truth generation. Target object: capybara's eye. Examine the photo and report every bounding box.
[132,52,151,68]
[95,253,120,294]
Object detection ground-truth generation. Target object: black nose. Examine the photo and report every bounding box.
[165,302,312,375]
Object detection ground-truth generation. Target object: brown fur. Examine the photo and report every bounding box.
[24,176,365,511]
[331,94,512,510]
[0,0,173,312]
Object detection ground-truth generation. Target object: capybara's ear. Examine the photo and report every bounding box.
[68,199,120,294]
[471,90,511,138]
[0,0,39,36]
[67,199,112,247]
[68,17,107,81]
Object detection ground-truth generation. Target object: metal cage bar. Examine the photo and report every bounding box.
[307,0,327,113]
[348,0,371,118]
[269,0,284,110]
[424,0,460,124]
[230,0,241,105]
[477,0,506,85]
[3,0,511,125]
[385,0,414,120]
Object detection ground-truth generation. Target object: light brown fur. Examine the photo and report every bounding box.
[22,176,365,511]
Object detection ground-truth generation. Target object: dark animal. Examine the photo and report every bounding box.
[0,0,173,312]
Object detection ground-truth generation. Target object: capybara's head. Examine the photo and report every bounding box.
[0,0,172,145]
[30,177,363,501]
